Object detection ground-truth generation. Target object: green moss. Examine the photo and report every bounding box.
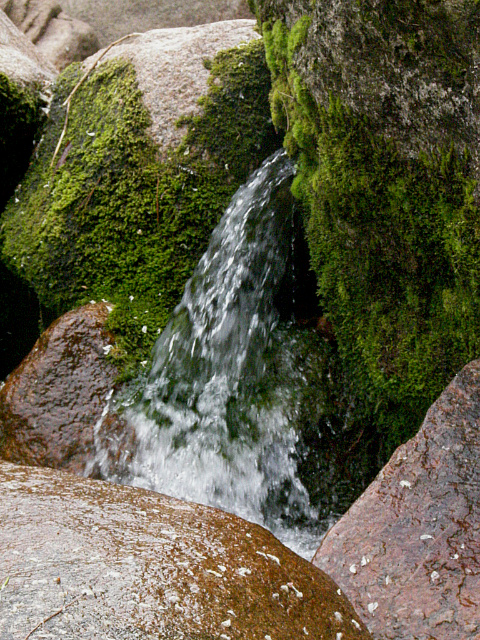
[1,42,278,378]
[0,74,44,212]
[262,18,480,459]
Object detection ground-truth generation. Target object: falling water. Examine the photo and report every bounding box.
[92,150,328,558]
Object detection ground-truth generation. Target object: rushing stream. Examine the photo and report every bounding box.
[90,151,332,559]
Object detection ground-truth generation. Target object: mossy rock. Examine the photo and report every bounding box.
[1,36,279,378]
[255,5,480,460]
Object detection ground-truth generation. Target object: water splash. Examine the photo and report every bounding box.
[92,151,327,558]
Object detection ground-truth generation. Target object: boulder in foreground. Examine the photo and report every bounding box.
[0,461,371,639]
[0,302,117,474]
[313,360,480,640]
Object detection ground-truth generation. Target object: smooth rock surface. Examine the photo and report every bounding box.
[313,359,480,640]
[0,8,56,85]
[0,461,372,639]
[59,0,252,47]
[0,0,99,68]
[0,302,118,475]
[82,19,260,151]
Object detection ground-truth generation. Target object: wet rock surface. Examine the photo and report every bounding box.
[313,359,480,640]
[0,302,118,475]
[0,0,99,69]
[0,461,372,639]
[59,0,252,47]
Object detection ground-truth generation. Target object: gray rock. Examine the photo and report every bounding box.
[81,19,260,151]
[59,0,253,47]
[1,0,99,69]
[0,9,56,85]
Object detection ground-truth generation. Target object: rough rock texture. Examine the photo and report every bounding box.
[1,0,99,68]
[87,20,260,150]
[0,8,56,86]
[59,0,252,47]
[0,302,118,475]
[255,0,480,184]
[0,461,372,640]
[313,359,480,640]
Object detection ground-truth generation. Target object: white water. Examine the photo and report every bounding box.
[91,151,327,559]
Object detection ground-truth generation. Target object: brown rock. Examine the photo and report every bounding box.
[313,359,480,640]
[0,461,372,639]
[0,302,118,474]
[59,0,253,48]
[1,0,99,68]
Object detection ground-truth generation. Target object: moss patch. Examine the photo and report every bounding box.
[1,40,278,378]
[263,17,480,459]
[0,73,44,213]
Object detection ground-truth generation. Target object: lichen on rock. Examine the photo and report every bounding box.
[0,31,279,378]
[252,0,480,459]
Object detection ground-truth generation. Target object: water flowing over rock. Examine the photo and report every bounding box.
[0,302,118,475]
[89,151,335,559]
[0,461,372,640]
[313,359,480,640]
[58,0,252,47]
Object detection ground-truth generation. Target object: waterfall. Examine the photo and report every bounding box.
[92,150,327,558]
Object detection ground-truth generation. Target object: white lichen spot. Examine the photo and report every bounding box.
[221,619,232,628]
[334,611,343,623]
[280,585,289,593]
[267,554,281,566]
[218,565,227,573]
[336,634,343,640]
[400,480,412,489]
[352,619,361,630]
[102,344,113,355]
[237,568,251,577]
[288,583,303,599]
[256,551,268,559]
[420,534,433,540]
[303,627,309,635]
[451,553,459,560]
[367,602,379,614]
[129,295,134,301]
[265,636,272,640]
[337,588,342,596]
[90,300,96,304]
[349,564,357,574]
[220,635,230,640]
[385,575,391,586]
[86,131,96,137]
[227,610,236,617]
[246,533,252,538]
[361,556,370,566]
[142,325,148,333]
[206,569,223,578]
[431,571,440,582]
[137,229,143,235]
[272,593,279,599]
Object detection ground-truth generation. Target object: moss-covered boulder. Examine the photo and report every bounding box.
[250,0,480,459]
[1,20,280,377]
[0,11,58,378]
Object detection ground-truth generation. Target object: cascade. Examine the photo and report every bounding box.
[91,150,329,558]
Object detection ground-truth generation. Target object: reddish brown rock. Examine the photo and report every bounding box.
[313,359,480,640]
[0,302,118,474]
[0,461,372,639]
